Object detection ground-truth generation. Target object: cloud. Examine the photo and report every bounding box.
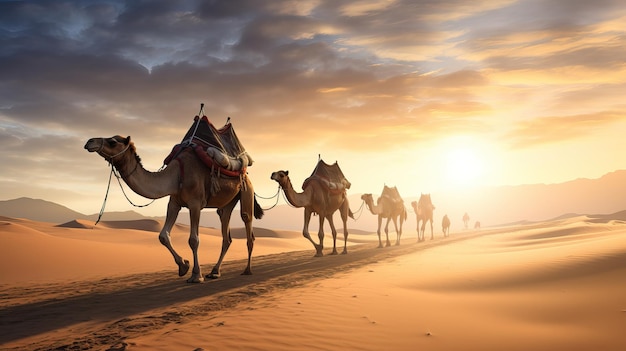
[505,111,626,148]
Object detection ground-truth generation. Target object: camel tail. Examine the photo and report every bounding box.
[349,209,355,219]
[403,208,408,221]
[254,196,264,219]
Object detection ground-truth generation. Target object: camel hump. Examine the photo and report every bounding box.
[302,158,351,193]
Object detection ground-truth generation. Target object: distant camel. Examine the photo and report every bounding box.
[463,212,470,229]
[442,214,451,237]
[270,160,353,257]
[361,185,408,247]
[474,221,481,229]
[411,193,435,241]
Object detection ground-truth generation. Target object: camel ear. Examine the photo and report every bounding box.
[285,170,289,176]
[124,136,131,145]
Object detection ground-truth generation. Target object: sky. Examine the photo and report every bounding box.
[1,0,626,218]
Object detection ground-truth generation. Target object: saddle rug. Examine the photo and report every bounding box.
[164,115,253,177]
[302,159,351,194]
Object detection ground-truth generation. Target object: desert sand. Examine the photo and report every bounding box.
[1,214,625,351]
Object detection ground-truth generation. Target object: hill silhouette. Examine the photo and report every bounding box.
[3,170,626,229]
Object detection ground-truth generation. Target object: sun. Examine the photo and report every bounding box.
[441,139,487,188]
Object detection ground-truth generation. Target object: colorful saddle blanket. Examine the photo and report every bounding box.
[302,159,351,194]
[163,115,253,177]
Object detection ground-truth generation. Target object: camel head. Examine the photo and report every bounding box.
[84,135,133,162]
[361,193,374,204]
[270,170,290,187]
[410,200,417,210]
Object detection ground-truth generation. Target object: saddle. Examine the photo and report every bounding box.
[164,115,253,177]
[302,159,351,194]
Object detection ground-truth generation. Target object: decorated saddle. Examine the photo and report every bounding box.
[302,158,351,194]
[380,185,403,204]
[164,115,253,177]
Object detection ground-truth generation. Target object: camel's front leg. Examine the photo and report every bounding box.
[158,198,189,277]
[186,204,204,283]
[326,214,338,255]
[207,197,237,279]
[376,215,384,248]
[302,209,322,256]
[384,217,392,247]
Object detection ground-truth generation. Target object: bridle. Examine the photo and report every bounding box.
[94,137,156,224]
[97,138,131,163]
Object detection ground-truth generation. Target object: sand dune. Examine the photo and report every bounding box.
[0,214,625,351]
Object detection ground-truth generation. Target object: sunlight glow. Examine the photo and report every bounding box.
[439,137,489,189]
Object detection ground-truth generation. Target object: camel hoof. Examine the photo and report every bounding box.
[186,274,204,283]
[330,251,338,255]
[178,260,190,277]
[314,252,324,257]
[341,250,348,255]
[241,269,252,275]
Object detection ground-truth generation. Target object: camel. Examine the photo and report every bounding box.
[474,221,481,229]
[442,214,451,237]
[361,185,407,247]
[411,193,435,241]
[270,167,353,256]
[84,135,263,283]
[463,212,470,229]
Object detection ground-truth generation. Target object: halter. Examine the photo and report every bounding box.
[94,138,157,224]
[97,138,131,163]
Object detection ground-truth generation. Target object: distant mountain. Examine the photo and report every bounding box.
[0,197,162,224]
[0,197,86,223]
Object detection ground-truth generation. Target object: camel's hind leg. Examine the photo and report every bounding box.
[430,219,434,240]
[392,217,401,245]
[376,215,384,248]
[239,186,255,275]
[207,196,237,279]
[325,214,339,255]
[315,213,326,257]
[158,198,190,277]
[339,200,350,254]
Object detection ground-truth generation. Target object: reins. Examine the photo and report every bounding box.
[94,138,162,225]
[254,185,282,210]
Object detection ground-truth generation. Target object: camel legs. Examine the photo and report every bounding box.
[239,187,256,275]
[391,217,401,246]
[158,198,190,277]
[325,213,339,255]
[430,219,434,240]
[207,196,237,279]
[383,217,392,247]
[339,200,350,254]
[302,208,323,256]
[316,214,326,257]
[376,215,384,248]
[186,202,204,283]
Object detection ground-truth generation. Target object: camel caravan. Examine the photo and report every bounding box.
[85,106,476,282]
